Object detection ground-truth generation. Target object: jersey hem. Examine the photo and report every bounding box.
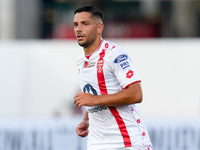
[87,141,152,150]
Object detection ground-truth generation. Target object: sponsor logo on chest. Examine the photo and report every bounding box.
[88,106,107,113]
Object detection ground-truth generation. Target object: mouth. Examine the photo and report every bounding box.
[77,35,84,40]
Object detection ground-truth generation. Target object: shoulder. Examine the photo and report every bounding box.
[103,40,129,62]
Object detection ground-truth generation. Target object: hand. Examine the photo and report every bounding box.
[74,92,96,108]
[76,120,89,137]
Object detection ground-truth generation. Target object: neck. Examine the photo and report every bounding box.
[84,37,102,55]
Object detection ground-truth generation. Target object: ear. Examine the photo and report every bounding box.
[97,23,104,35]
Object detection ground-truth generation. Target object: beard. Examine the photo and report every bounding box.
[78,38,95,48]
[77,31,97,48]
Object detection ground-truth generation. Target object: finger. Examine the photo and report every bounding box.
[74,94,80,99]
[74,100,79,107]
[84,130,89,136]
[75,100,82,108]
[76,127,86,135]
[74,95,81,104]
[80,131,89,137]
[79,122,88,129]
[74,97,78,104]
[75,92,82,97]
[76,130,84,136]
[78,130,89,137]
[77,101,83,108]
[78,123,84,128]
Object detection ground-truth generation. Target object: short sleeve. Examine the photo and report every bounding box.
[108,46,141,88]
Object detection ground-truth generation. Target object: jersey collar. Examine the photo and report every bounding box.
[85,40,104,60]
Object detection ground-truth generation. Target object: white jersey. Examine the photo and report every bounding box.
[77,40,152,150]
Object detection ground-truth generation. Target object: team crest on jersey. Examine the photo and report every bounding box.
[114,54,128,63]
[97,60,104,73]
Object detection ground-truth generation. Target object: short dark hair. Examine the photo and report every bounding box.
[74,6,104,23]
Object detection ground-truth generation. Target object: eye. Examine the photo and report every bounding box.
[84,23,89,25]
[73,23,78,27]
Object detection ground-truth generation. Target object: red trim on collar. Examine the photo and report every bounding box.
[85,55,91,59]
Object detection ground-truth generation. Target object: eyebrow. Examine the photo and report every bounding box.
[73,20,91,24]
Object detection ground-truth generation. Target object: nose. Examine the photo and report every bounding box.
[74,24,82,33]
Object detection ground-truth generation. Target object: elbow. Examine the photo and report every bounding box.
[136,87,143,103]
[126,82,143,104]
[133,93,143,104]
[137,95,143,103]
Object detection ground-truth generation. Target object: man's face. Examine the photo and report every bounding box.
[73,12,99,48]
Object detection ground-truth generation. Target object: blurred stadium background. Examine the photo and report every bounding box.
[0,0,200,150]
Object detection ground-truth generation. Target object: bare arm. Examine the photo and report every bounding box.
[74,82,142,107]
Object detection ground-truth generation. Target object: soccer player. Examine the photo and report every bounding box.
[73,6,153,150]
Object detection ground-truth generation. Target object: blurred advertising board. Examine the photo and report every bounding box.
[0,117,199,150]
